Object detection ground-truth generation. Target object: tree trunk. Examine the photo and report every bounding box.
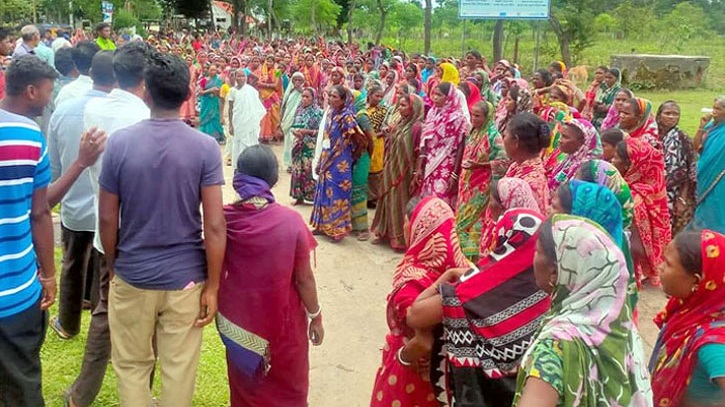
[267,0,273,37]
[311,0,317,35]
[346,0,356,45]
[493,20,504,61]
[424,0,432,54]
[549,15,572,67]
[374,0,387,45]
[209,0,215,31]
[240,0,247,36]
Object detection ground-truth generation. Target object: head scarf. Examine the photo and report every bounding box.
[420,82,468,180]
[495,79,533,133]
[622,137,672,278]
[464,81,482,114]
[233,172,275,203]
[475,69,497,104]
[578,159,635,229]
[496,177,540,212]
[548,118,602,191]
[391,197,470,293]
[627,98,661,149]
[440,62,460,86]
[595,69,622,106]
[441,209,549,382]
[478,178,541,257]
[516,215,653,406]
[567,179,637,310]
[651,230,725,406]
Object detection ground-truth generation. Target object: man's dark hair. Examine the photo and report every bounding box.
[0,27,11,41]
[5,56,59,97]
[144,52,189,110]
[72,41,101,75]
[90,50,115,87]
[113,42,150,89]
[96,22,111,33]
[54,47,76,76]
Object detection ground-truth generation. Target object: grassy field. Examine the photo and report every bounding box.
[41,248,230,406]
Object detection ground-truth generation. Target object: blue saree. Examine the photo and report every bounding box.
[199,75,225,143]
[693,121,725,233]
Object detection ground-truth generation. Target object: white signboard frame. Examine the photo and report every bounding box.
[458,0,551,20]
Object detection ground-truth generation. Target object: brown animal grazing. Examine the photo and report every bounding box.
[568,65,589,86]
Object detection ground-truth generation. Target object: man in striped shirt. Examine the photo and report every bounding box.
[0,55,58,406]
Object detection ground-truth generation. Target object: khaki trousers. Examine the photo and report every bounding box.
[108,276,204,407]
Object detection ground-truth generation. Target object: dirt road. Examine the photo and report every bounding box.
[227,144,666,406]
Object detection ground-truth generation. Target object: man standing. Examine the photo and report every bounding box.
[66,42,150,407]
[55,41,100,107]
[0,27,12,101]
[0,55,57,407]
[12,25,40,59]
[47,51,115,343]
[95,23,116,51]
[99,51,226,407]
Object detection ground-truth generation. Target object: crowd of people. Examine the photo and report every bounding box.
[0,22,725,407]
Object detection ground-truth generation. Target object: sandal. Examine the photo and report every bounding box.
[50,316,73,340]
[357,231,371,241]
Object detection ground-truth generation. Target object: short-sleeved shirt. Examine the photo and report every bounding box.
[99,119,224,290]
[686,344,725,404]
[0,109,51,318]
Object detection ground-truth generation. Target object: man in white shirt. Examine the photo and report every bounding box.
[55,41,100,107]
[62,42,150,407]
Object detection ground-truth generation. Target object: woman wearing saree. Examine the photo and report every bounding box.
[495,80,533,134]
[180,54,199,126]
[366,86,389,205]
[580,66,607,120]
[218,146,323,407]
[547,117,602,192]
[415,82,469,207]
[371,94,425,251]
[290,88,324,204]
[455,101,508,262]
[382,70,399,107]
[370,196,470,407]
[618,97,661,149]
[651,230,725,407]
[310,85,360,241]
[576,159,635,231]
[407,209,550,407]
[601,88,634,131]
[473,69,497,105]
[228,69,266,170]
[460,81,482,115]
[199,63,226,143]
[656,101,697,235]
[692,96,725,233]
[280,72,306,168]
[592,68,621,129]
[552,180,638,312]
[514,215,652,407]
[259,56,283,143]
[613,138,672,286]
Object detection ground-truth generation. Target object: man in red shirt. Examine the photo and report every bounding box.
[0,27,13,101]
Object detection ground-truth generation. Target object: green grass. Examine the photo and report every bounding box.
[637,90,712,136]
[41,247,230,406]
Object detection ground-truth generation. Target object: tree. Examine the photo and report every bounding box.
[549,0,596,67]
[292,0,341,33]
[389,1,422,47]
[374,0,392,44]
[492,20,504,61]
[346,0,355,44]
[423,0,431,53]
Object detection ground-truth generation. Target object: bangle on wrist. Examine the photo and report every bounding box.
[397,346,412,366]
[39,275,55,282]
[307,305,322,319]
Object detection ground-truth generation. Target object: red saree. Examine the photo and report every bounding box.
[371,197,469,407]
[622,137,671,283]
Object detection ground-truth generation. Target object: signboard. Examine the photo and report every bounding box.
[459,0,550,20]
[101,1,114,23]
